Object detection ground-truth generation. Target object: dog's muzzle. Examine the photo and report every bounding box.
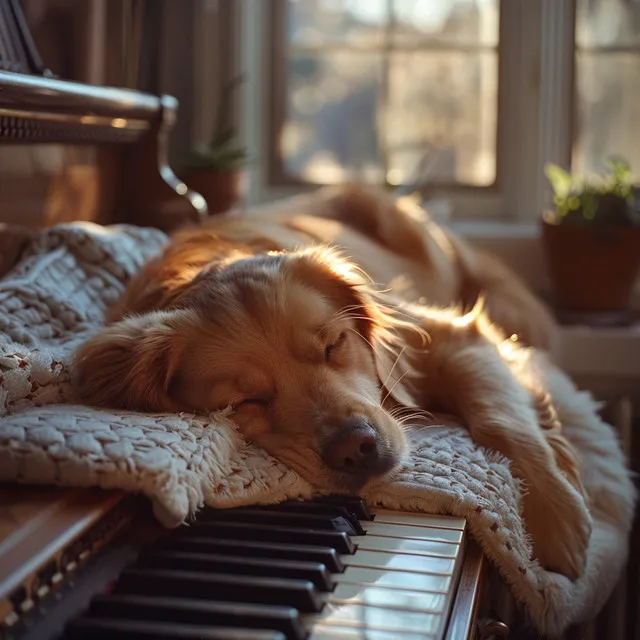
[320,416,396,484]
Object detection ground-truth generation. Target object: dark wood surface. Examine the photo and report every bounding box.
[0,78,207,230]
[0,0,207,232]
[446,540,485,640]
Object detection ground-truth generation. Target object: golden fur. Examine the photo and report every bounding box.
[73,184,591,580]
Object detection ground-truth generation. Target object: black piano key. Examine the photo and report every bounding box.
[136,550,333,591]
[114,568,324,613]
[176,521,356,554]
[312,496,373,521]
[155,537,345,573]
[88,595,307,640]
[63,617,286,640]
[197,508,358,535]
[240,503,366,535]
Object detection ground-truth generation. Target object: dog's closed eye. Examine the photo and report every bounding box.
[325,331,347,362]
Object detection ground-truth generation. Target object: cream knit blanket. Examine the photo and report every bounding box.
[0,222,635,636]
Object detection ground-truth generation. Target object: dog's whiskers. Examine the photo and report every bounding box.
[381,344,407,391]
[389,406,434,422]
[348,328,386,363]
[381,368,411,406]
[397,414,433,426]
[403,424,440,438]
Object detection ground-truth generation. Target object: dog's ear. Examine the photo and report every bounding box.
[73,309,193,411]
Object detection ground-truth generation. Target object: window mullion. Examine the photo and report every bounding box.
[535,0,576,214]
[380,0,394,186]
[496,0,539,220]
[240,0,270,206]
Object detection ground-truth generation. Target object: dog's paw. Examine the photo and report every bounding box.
[523,477,593,581]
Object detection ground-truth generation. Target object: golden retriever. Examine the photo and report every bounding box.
[73,184,591,581]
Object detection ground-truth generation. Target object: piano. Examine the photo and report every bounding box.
[0,486,500,640]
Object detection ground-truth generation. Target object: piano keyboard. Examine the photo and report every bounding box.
[56,496,474,640]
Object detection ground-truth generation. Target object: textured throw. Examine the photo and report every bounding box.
[0,222,634,636]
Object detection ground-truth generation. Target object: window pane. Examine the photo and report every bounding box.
[386,51,497,186]
[282,53,384,183]
[281,1,500,187]
[573,53,640,173]
[288,0,388,47]
[576,0,640,48]
[392,0,499,47]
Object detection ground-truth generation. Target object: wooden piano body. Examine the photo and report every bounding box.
[0,2,493,638]
[0,0,208,238]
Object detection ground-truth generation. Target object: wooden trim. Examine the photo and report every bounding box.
[0,70,162,118]
[118,94,208,230]
[0,70,169,146]
[445,540,485,640]
[0,107,148,130]
[577,45,640,53]
[266,0,287,188]
[287,43,500,54]
[192,0,242,148]
[536,0,576,212]
[0,488,130,613]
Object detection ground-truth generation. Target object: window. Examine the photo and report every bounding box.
[277,0,498,188]
[574,0,640,173]
[240,0,640,220]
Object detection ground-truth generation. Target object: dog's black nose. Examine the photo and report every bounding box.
[322,418,384,476]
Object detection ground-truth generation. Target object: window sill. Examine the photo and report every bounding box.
[554,325,640,378]
[452,223,640,378]
[448,220,540,239]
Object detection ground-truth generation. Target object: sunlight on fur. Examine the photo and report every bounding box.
[73,183,603,581]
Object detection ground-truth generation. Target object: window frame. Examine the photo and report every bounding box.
[239,0,578,222]
[266,0,501,192]
[571,0,640,175]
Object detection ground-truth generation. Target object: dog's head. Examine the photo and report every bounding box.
[73,247,423,491]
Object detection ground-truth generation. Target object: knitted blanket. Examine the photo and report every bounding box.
[0,222,634,636]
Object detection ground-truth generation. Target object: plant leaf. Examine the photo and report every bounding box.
[544,163,572,199]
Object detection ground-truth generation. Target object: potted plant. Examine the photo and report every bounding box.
[541,157,640,318]
[179,76,247,215]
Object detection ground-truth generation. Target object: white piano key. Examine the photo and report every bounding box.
[355,534,460,558]
[342,550,455,575]
[335,566,451,593]
[330,583,448,614]
[306,602,440,633]
[372,510,466,531]
[358,522,463,543]
[309,627,436,640]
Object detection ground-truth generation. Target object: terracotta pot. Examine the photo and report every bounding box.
[541,219,640,312]
[181,169,243,216]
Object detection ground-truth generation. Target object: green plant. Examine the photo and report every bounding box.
[543,157,639,226]
[181,76,247,172]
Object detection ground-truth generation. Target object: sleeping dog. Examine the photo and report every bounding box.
[73,184,591,580]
